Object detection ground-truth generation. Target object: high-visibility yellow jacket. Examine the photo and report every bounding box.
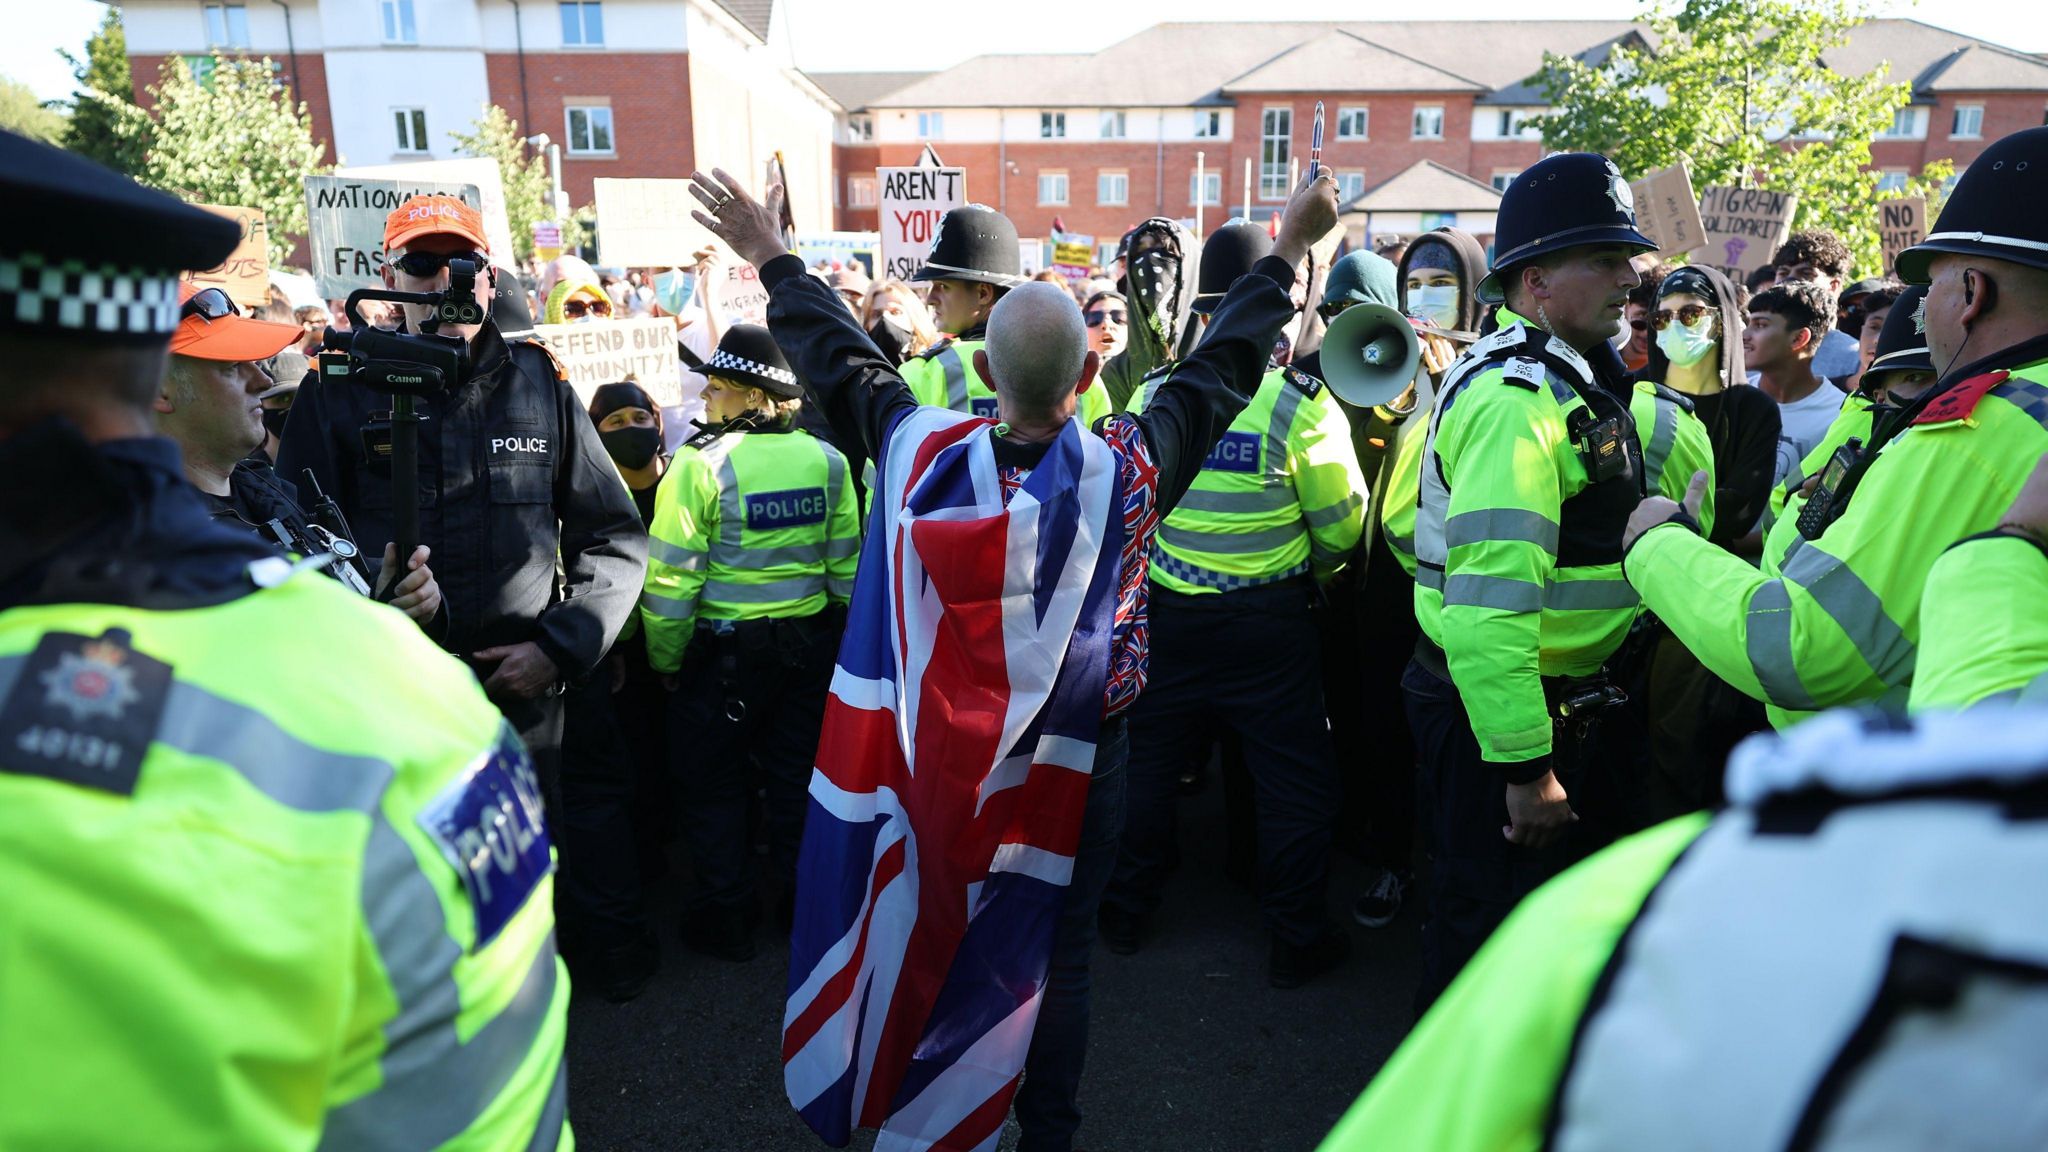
[1631,378,1718,539]
[1912,530,2048,710]
[1761,391,1875,539]
[904,335,1114,428]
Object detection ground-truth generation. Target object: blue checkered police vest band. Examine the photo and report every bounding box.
[0,254,180,337]
[747,487,829,529]
[1202,431,1261,473]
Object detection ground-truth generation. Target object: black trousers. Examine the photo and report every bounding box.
[1320,554,1420,873]
[666,612,840,915]
[1404,657,1610,1015]
[556,667,654,954]
[1107,580,1339,946]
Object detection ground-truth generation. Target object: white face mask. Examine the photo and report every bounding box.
[1656,314,1719,368]
[1406,284,1459,330]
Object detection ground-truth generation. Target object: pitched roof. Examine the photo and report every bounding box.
[1339,160,1503,214]
[1825,19,2048,95]
[707,0,772,42]
[806,71,933,113]
[1220,30,1481,95]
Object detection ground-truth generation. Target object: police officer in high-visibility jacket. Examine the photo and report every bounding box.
[1102,219,1368,988]
[1407,152,1658,1010]
[1624,126,2048,728]
[0,129,568,1149]
[642,324,860,960]
[905,205,1112,427]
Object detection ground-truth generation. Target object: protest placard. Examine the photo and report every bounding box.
[184,204,269,307]
[305,175,482,299]
[594,179,715,268]
[716,262,771,326]
[1697,186,1798,278]
[1052,231,1094,281]
[339,158,515,262]
[532,220,563,263]
[877,162,965,281]
[1878,197,1928,277]
[1629,163,1706,258]
[531,317,683,408]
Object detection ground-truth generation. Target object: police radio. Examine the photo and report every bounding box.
[313,258,487,599]
[1797,437,1870,541]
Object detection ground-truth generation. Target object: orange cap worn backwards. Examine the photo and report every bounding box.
[384,193,489,254]
[169,282,303,362]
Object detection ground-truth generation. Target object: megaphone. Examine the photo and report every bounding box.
[1321,301,1421,408]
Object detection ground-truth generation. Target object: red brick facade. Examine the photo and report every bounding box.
[1870,92,2048,175]
[482,52,696,206]
[129,51,338,166]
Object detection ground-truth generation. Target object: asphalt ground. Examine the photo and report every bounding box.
[565,772,1420,1152]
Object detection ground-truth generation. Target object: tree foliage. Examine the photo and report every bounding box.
[60,8,152,175]
[138,55,328,265]
[450,105,589,262]
[0,75,68,145]
[1535,0,1952,276]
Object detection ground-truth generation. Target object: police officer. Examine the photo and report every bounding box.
[156,282,444,619]
[1624,126,2048,726]
[277,194,647,805]
[1407,152,1657,1009]
[0,129,567,1147]
[907,205,1114,427]
[641,324,860,960]
[1102,218,1368,988]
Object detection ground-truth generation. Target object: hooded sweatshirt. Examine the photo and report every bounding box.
[1100,217,1203,412]
[1637,264,1782,547]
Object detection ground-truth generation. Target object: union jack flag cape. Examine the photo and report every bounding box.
[783,405,1125,1150]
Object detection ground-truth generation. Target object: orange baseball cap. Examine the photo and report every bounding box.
[384,193,489,254]
[169,283,303,362]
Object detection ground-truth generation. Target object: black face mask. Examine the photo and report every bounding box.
[600,425,662,470]
[868,313,911,360]
[261,407,291,439]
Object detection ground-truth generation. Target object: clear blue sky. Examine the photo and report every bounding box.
[6,0,2045,102]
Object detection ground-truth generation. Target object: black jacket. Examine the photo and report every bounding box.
[276,321,646,679]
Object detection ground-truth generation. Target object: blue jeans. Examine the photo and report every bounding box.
[1014,717,1129,1152]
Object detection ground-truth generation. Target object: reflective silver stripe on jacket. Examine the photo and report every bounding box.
[1641,393,1679,495]
[935,343,970,411]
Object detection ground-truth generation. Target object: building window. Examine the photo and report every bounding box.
[917,111,944,139]
[1041,112,1065,139]
[1875,169,1910,194]
[560,1,603,46]
[1191,171,1222,205]
[1880,106,1927,139]
[1194,110,1221,138]
[848,114,873,142]
[1101,110,1126,139]
[1038,171,1069,205]
[1337,107,1368,139]
[1413,105,1445,140]
[1335,170,1365,203]
[1496,108,1538,137]
[379,0,416,44]
[1952,104,1984,139]
[1098,171,1128,205]
[393,107,429,154]
[1491,169,1519,192]
[1421,212,1457,231]
[848,176,877,208]
[1260,106,1292,199]
[203,2,250,48]
[566,105,614,155]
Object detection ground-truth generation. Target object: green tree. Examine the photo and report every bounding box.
[138,54,328,265]
[0,75,67,144]
[1535,0,1952,275]
[450,105,589,262]
[60,8,152,175]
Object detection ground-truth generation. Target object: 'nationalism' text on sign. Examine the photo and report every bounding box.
[1697,186,1798,278]
[878,164,965,282]
[1878,197,1928,277]
[532,317,683,408]
[305,176,482,299]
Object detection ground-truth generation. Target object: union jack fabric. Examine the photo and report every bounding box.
[783,405,1125,1150]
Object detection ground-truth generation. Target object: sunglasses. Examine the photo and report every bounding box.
[390,249,488,278]
[1084,308,1127,326]
[563,298,613,318]
[1651,304,1712,330]
[181,286,239,322]
[1317,299,1355,321]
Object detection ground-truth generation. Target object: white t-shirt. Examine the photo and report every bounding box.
[1771,383,1848,486]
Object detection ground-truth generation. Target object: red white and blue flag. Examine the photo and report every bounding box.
[783,406,1124,1150]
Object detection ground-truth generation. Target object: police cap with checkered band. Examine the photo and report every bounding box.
[704,323,802,399]
[1478,151,1656,304]
[0,129,240,346]
[1895,126,2048,285]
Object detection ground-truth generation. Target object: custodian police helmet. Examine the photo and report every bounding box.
[1895,126,2048,284]
[1478,151,1656,304]
[912,204,1024,289]
[1191,219,1276,315]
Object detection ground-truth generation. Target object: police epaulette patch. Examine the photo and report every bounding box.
[514,336,570,382]
[683,426,726,451]
[1496,356,1547,391]
[0,628,173,797]
[1284,366,1325,398]
[418,724,553,950]
[1913,371,2007,426]
[1651,381,1697,414]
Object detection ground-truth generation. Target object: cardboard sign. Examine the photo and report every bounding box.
[1052,230,1094,281]
[593,179,714,268]
[1629,164,1707,258]
[305,176,482,299]
[1697,186,1798,277]
[715,262,770,327]
[1878,197,1927,276]
[185,204,269,307]
[338,158,516,264]
[878,163,966,281]
[531,317,683,408]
